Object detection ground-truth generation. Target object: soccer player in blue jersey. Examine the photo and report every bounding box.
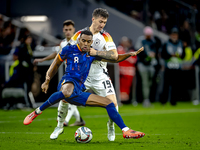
[23,30,145,139]
[33,20,86,127]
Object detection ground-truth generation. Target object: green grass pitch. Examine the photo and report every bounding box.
[0,102,200,150]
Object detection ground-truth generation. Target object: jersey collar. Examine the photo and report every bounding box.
[77,44,82,52]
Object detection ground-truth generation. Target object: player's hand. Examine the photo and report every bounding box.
[33,59,43,65]
[41,81,49,94]
[89,48,97,56]
[130,47,144,56]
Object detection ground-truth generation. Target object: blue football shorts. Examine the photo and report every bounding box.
[57,75,91,106]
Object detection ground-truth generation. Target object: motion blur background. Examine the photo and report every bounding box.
[0,0,200,109]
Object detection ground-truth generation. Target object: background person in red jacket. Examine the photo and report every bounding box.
[117,36,137,104]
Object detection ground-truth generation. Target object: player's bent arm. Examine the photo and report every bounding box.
[102,54,130,63]
[43,52,57,61]
[96,49,118,60]
[101,53,132,63]
[45,54,62,83]
[102,47,144,63]
[33,52,57,65]
[41,52,57,62]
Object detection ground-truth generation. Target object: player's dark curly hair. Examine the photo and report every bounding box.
[92,8,109,19]
[80,30,93,37]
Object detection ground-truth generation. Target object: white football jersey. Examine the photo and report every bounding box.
[70,27,117,80]
[56,38,73,53]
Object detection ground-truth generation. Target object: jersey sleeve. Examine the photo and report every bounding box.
[102,32,117,51]
[56,42,62,54]
[58,46,70,62]
[56,40,65,54]
[70,31,81,45]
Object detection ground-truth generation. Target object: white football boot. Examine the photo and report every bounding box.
[107,121,115,141]
[50,127,64,140]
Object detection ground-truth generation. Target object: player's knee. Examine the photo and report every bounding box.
[106,95,118,107]
[62,90,72,98]
[62,88,73,98]
[62,83,74,98]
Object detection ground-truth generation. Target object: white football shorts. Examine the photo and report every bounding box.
[84,75,116,97]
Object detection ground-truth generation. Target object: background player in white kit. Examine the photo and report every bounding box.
[52,8,122,141]
[33,20,86,127]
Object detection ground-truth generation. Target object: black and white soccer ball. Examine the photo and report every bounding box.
[75,127,93,143]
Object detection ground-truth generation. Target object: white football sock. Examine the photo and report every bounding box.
[122,127,130,132]
[65,103,75,123]
[35,107,42,114]
[73,105,81,122]
[57,100,68,128]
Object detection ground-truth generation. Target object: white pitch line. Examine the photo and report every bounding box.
[0,132,185,136]
[0,132,49,134]
[0,108,199,123]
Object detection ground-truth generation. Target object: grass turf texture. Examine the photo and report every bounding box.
[0,102,200,150]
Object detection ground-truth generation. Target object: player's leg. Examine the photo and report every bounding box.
[50,100,68,140]
[66,104,85,126]
[64,78,94,126]
[64,103,75,125]
[57,100,85,127]
[92,77,118,141]
[85,94,145,139]
[64,78,92,126]
[106,94,118,141]
[103,79,118,141]
[57,100,68,126]
[23,82,74,125]
[50,83,76,139]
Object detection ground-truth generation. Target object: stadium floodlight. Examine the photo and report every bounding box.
[21,15,48,22]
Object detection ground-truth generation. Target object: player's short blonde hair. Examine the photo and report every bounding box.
[92,8,109,19]
[63,20,75,27]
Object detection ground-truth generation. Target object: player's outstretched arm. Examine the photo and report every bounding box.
[33,52,57,65]
[41,54,62,93]
[102,47,144,63]
[90,48,118,60]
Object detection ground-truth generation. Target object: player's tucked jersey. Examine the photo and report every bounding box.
[58,44,96,88]
[70,27,117,80]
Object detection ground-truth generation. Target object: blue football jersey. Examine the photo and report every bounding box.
[58,44,96,86]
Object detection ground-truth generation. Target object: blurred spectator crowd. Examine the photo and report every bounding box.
[118,25,200,106]
[1,0,200,109]
[99,0,200,106]
[102,0,200,48]
[0,14,39,109]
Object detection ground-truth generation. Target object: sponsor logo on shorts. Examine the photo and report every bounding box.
[107,89,113,93]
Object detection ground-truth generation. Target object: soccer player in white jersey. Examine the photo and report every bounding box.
[52,8,123,141]
[33,20,86,128]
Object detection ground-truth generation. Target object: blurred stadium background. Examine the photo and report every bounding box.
[0,0,200,108]
[0,1,200,149]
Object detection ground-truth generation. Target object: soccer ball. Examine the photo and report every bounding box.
[75,127,93,143]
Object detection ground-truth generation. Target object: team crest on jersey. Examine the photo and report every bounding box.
[94,39,100,46]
